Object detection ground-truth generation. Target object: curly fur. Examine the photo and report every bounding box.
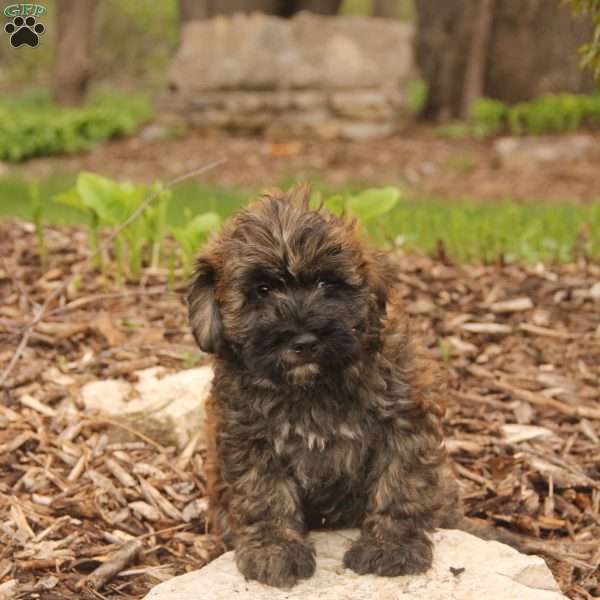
[188,186,463,587]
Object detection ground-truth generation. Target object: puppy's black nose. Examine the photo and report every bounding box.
[290,332,318,356]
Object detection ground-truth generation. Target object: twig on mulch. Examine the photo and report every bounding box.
[83,539,143,591]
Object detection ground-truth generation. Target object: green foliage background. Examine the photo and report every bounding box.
[0,0,412,88]
[0,0,179,88]
[565,0,600,80]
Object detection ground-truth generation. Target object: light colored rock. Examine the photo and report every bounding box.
[80,366,213,449]
[266,111,341,140]
[143,529,565,600]
[330,91,393,120]
[164,13,416,140]
[140,124,176,142]
[338,120,397,141]
[169,13,414,92]
[494,134,599,167]
[322,34,379,89]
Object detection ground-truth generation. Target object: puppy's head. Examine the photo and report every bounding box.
[188,185,395,386]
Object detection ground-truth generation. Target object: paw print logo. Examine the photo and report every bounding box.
[4,15,45,48]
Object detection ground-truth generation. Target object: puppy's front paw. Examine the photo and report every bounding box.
[236,537,316,587]
[343,533,432,576]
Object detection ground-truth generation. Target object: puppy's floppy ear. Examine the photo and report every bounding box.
[370,250,398,311]
[188,258,223,354]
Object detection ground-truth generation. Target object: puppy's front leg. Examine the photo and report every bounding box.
[227,458,315,587]
[343,431,442,576]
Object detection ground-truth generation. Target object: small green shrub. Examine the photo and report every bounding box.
[469,98,508,137]
[439,93,600,139]
[406,79,429,115]
[0,90,152,162]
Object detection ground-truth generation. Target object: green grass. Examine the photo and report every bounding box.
[0,173,598,264]
[370,200,600,263]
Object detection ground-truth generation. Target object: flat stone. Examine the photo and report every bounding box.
[338,120,397,141]
[142,529,566,600]
[169,13,415,93]
[330,91,394,120]
[494,134,599,167]
[266,111,341,140]
[80,366,213,449]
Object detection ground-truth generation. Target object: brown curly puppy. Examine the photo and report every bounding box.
[188,185,463,588]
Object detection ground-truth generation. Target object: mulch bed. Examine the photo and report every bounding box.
[1,220,599,599]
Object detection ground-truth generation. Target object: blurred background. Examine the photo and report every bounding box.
[3,5,600,600]
[1,0,599,263]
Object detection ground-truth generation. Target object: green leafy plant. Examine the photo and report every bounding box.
[28,182,46,266]
[345,187,400,222]
[0,90,152,162]
[54,172,171,281]
[565,0,600,80]
[312,187,401,223]
[469,98,508,137]
[170,211,221,277]
[406,79,429,115]
[439,93,600,138]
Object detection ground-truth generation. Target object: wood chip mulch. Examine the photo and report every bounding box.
[0,220,599,599]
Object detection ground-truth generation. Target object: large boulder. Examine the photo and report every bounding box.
[142,529,566,600]
[161,13,416,139]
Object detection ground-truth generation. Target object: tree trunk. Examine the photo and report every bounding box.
[415,0,595,120]
[460,0,495,119]
[54,0,98,106]
[179,0,209,23]
[372,0,403,18]
[179,0,340,21]
[290,0,341,15]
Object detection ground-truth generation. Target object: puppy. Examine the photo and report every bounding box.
[188,185,463,587]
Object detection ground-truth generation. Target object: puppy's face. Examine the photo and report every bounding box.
[188,188,393,386]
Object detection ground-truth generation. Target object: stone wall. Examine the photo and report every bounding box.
[160,12,416,140]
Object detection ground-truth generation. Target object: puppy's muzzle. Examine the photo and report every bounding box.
[291,332,317,357]
[282,332,319,367]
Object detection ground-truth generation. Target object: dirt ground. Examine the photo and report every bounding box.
[16,125,600,202]
[1,219,600,599]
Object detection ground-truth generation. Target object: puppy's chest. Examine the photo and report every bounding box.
[271,411,371,488]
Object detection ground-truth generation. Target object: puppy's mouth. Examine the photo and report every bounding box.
[285,363,321,386]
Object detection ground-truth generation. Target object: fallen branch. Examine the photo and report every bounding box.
[83,539,143,591]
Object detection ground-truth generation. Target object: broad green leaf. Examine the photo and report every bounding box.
[53,189,87,212]
[308,190,322,210]
[171,212,221,259]
[323,194,346,216]
[346,187,400,222]
[77,172,130,225]
[187,212,221,236]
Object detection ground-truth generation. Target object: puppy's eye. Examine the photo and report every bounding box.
[317,278,333,289]
[257,284,271,296]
